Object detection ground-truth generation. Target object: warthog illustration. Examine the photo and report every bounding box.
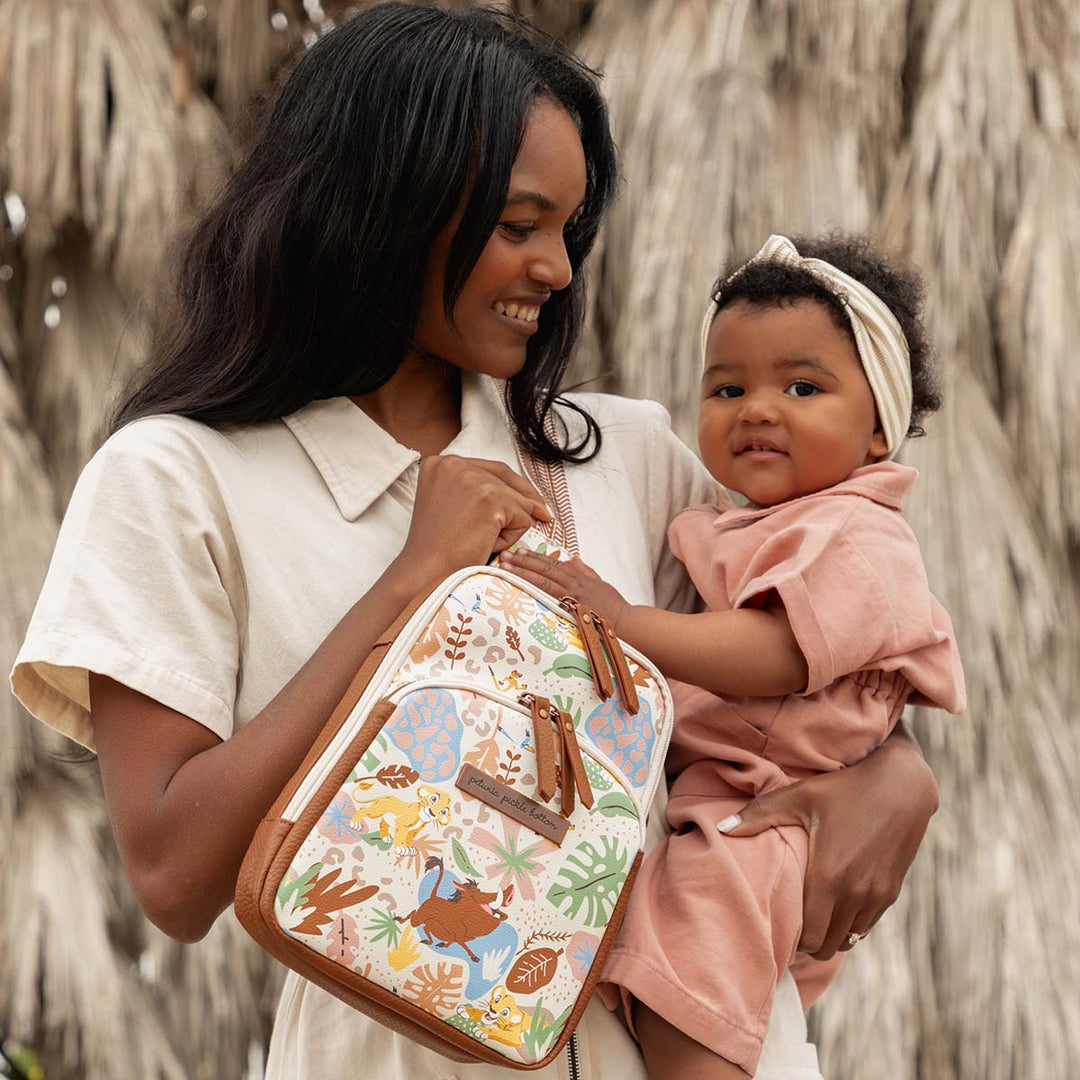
[397,856,514,963]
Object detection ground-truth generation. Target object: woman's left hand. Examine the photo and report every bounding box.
[500,549,630,626]
[719,721,938,960]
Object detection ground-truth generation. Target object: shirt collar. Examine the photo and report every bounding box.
[716,461,918,529]
[281,373,518,521]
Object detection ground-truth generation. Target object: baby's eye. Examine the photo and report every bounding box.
[711,384,744,399]
[785,381,819,398]
[429,794,438,804]
[499,222,536,240]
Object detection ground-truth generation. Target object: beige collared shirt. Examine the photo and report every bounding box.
[11,373,820,1079]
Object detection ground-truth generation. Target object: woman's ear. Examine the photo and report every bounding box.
[868,424,889,461]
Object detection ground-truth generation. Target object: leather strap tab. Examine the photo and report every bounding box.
[559,720,576,818]
[528,695,559,803]
[567,601,614,700]
[595,614,640,715]
[557,706,594,810]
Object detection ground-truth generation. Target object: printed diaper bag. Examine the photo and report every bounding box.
[235,562,673,1070]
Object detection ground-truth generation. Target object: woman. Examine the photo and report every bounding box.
[11,6,939,1078]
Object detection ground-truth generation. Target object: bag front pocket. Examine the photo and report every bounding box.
[274,682,643,1067]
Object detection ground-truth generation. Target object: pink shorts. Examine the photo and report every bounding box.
[599,785,841,1075]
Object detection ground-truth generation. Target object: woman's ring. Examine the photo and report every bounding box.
[846,931,867,947]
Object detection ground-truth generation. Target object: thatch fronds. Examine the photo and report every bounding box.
[0,365,57,823]
[18,240,141,504]
[140,913,282,1080]
[877,0,1031,400]
[507,0,593,44]
[580,0,907,438]
[0,0,236,298]
[0,764,187,1080]
[996,137,1080,549]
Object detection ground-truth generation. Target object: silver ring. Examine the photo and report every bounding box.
[846,931,867,947]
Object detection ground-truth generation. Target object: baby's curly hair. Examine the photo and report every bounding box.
[711,232,941,438]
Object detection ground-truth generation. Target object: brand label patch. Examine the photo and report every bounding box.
[455,764,569,845]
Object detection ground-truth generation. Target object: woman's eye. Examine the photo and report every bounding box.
[786,381,819,398]
[499,222,536,240]
[711,384,744,399]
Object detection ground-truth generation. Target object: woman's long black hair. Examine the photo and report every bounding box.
[110,3,617,462]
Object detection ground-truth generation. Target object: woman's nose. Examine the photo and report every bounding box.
[529,233,573,292]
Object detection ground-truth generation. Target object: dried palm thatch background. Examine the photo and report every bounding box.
[1,1,1078,1077]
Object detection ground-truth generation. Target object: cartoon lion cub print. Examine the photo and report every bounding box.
[456,984,527,1047]
[350,784,452,856]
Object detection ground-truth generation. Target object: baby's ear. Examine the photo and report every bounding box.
[868,424,889,461]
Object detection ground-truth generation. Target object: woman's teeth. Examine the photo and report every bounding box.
[492,300,539,322]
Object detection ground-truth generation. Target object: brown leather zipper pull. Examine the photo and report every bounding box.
[563,599,614,700]
[524,694,558,803]
[594,614,640,715]
[556,706,594,812]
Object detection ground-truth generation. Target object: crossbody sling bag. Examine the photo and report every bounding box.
[235,428,674,1070]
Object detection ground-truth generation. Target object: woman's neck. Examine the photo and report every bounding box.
[351,354,463,457]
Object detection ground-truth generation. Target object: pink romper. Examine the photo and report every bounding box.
[600,462,966,1074]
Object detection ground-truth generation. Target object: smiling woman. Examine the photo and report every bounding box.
[11,6,940,1080]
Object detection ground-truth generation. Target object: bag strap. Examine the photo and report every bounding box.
[515,412,580,558]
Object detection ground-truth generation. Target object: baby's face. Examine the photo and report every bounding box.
[698,298,888,507]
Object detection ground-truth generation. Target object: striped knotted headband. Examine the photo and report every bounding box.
[700,234,913,458]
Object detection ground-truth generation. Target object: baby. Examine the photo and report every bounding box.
[503,233,966,1078]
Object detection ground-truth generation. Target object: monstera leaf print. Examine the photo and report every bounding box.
[546,836,628,928]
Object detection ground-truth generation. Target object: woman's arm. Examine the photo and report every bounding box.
[720,719,939,958]
[91,456,551,944]
[500,549,808,696]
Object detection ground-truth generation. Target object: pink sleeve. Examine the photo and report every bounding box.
[729,503,959,701]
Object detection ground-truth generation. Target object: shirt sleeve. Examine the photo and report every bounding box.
[727,500,960,700]
[637,402,720,614]
[10,418,245,750]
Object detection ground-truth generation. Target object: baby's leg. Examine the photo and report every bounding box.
[634,1000,749,1080]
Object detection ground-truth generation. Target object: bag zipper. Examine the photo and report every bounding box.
[378,680,639,831]
[282,565,672,823]
[567,1031,582,1080]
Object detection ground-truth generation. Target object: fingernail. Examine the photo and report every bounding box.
[716,815,741,833]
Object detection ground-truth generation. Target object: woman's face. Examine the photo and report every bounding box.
[412,100,587,379]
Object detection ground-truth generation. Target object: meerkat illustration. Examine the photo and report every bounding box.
[488,666,527,692]
[456,984,527,1047]
[350,784,452,856]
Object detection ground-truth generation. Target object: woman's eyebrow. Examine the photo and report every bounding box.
[505,190,558,212]
[504,190,586,218]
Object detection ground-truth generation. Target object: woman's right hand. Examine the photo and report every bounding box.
[398,455,552,581]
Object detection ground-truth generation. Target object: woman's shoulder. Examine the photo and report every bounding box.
[86,413,279,500]
[558,389,675,435]
[95,413,238,470]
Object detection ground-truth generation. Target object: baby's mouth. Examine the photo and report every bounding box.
[492,300,540,323]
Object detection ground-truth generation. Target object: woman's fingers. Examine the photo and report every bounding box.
[404,455,552,574]
[460,457,553,521]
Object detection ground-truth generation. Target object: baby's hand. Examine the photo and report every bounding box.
[499,550,630,629]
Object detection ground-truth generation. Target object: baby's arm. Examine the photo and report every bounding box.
[500,550,808,698]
